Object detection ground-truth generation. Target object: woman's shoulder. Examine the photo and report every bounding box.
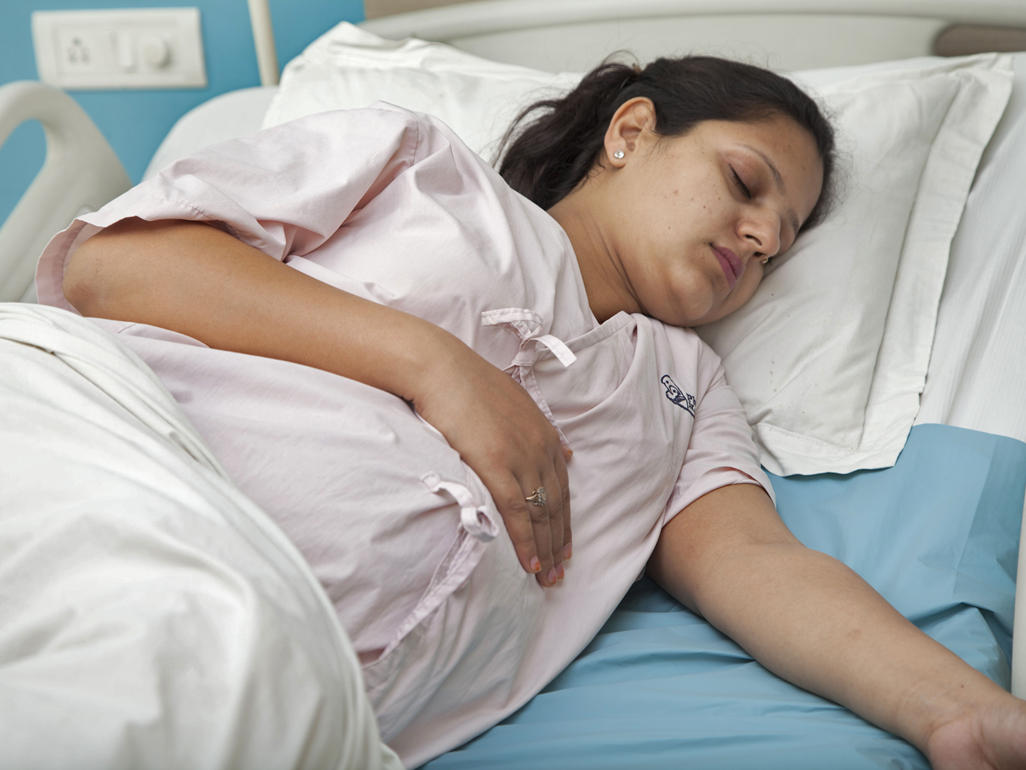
[637,315,721,358]
[633,315,729,390]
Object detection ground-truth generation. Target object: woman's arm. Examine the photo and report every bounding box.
[65,217,571,587]
[648,483,1026,768]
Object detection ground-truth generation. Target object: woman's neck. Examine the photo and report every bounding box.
[548,191,639,323]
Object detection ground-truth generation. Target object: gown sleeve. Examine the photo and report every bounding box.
[661,343,775,527]
[35,106,430,308]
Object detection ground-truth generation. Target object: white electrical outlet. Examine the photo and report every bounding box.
[32,8,206,89]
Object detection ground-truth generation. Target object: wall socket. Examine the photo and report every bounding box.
[32,8,206,90]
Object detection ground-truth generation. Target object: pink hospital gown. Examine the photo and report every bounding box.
[37,105,772,767]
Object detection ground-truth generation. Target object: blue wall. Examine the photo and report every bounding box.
[1,0,364,228]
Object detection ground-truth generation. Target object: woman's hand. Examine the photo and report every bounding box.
[414,343,571,588]
[926,693,1026,769]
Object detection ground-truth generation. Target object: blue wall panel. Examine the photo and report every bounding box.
[1,0,363,248]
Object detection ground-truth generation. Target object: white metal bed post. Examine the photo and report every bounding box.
[0,81,130,302]
[247,0,280,86]
[1013,491,1026,698]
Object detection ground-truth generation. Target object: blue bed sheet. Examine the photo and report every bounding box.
[424,424,1026,769]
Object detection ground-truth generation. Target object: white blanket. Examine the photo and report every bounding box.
[0,303,402,770]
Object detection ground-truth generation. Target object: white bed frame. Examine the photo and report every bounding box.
[358,0,1026,72]
[3,0,1026,695]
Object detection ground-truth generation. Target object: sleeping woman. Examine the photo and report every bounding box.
[37,55,1026,767]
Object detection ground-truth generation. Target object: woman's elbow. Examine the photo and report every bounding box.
[63,233,110,316]
[63,218,153,317]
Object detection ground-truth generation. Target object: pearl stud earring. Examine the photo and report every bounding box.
[613,150,625,160]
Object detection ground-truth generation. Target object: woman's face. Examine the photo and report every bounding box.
[598,111,824,327]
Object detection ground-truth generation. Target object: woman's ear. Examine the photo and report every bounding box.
[603,97,658,166]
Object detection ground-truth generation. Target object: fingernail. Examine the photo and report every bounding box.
[529,556,542,574]
[562,543,573,562]
[547,567,559,585]
[556,564,565,582]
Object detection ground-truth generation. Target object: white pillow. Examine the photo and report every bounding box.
[263,23,579,160]
[265,23,1013,476]
[699,56,1012,474]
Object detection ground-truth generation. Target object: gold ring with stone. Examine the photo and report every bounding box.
[525,487,547,507]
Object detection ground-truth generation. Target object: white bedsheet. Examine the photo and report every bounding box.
[0,303,402,770]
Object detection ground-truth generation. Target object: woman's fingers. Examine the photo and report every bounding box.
[555,451,572,564]
[540,458,570,584]
[521,480,558,585]
[412,342,572,587]
[501,488,547,577]
[453,422,570,587]
[524,467,567,587]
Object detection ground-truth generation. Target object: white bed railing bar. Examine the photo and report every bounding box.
[0,81,130,302]
[1013,489,1026,699]
[246,0,280,87]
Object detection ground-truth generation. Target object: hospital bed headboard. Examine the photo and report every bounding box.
[356,0,1026,72]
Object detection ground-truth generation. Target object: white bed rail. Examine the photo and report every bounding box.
[1014,488,1026,698]
[0,81,130,302]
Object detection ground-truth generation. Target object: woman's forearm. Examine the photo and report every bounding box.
[649,484,1012,757]
[695,542,998,751]
[64,218,464,402]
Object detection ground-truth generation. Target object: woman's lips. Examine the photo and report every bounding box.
[713,245,742,290]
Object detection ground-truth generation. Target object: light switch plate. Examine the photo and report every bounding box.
[32,7,206,89]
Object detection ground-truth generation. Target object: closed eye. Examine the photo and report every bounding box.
[731,167,752,199]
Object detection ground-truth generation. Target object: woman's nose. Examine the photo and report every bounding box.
[742,210,782,259]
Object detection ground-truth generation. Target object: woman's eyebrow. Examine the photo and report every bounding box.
[741,143,801,237]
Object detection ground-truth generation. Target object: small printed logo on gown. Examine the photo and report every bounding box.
[661,374,695,416]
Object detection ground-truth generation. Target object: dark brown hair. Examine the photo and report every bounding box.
[497,55,836,230]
